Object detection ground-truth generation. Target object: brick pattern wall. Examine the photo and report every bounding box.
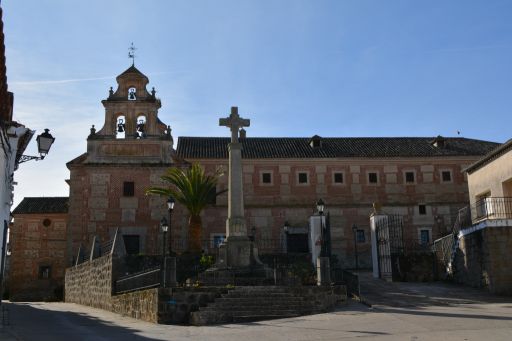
[9,213,67,301]
[455,225,512,295]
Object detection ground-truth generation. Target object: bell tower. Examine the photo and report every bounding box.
[67,64,174,263]
[86,65,173,163]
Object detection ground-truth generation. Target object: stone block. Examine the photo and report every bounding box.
[352,173,359,184]
[281,174,289,184]
[351,184,362,194]
[386,173,397,184]
[89,197,108,209]
[383,165,397,173]
[420,165,434,172]
[120,197,139,209]
[122,209,136,222]
[350,165,360,173]
[243,165,254,172]
[91,173,110,185]
[316,165,326,173]
[317,174,324,184]
[279,165,290,173]
[423,172,433,182]
[91,185,107,196]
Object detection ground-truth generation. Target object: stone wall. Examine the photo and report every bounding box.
[64,254,114,310]
[111,288,159,323]
[455,225,512,295]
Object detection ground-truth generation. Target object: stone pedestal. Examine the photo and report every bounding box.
[217,236,253,269]
[316,257,331,286]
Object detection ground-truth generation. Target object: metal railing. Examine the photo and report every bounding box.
[114,266,161,294]
[168,238,307,255]
[331,268,360,298]
[472,197,512,222]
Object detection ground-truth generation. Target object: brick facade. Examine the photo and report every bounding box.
[9,208,68,301]
[65,65,499,270]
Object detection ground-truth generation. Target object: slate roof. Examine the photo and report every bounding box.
[465,139,512,174]
[13,197,69,214]
[176,137,499,159]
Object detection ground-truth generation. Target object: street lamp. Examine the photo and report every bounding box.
[316,199,326,257]
[18,129,56,164]
[283,221,290,253]
[166,196,175,254]
[352,224,359,271]
[160,217,169,288]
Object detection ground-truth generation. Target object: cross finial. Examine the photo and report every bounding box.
[128,42,137,66]
[219,106,250,143]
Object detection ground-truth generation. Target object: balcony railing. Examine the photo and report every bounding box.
[456,197,512,231]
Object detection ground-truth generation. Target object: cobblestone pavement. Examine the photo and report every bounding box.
[2,294,512,341]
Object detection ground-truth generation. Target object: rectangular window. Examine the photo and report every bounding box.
[123,181,135,197]
[368,172,378,184]
[298,172,308,184]
[405,171,415,183]
[420,229,430,245]
[419,204,427,215]
[39,265,51,279]
[441,171,452,182]
[356,229,365,243]
[262,172,272,184]
[333,172,344,184]
[212,234,226,248]
[123,235,140,255]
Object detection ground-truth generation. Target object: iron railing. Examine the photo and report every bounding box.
[331,268,360,298]
[168,238,308,255]
[114,266,161,294]
[471,197,512,222]
[453,197,512,233]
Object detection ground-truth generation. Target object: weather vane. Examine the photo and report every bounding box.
[128,42,137,66]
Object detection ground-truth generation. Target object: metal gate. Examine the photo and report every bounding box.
[376,215,404,280]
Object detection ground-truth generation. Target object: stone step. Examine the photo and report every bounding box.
[199,303,310,312]
[219,297,317,304]
[210,299,309,307]
[222,291,295,297]
[232,313,300,323]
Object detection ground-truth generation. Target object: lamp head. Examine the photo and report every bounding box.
[160,217,169,232]
[167,196,175,210]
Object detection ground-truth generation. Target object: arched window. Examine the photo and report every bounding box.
[116,115,126,139]
[136,115,147,139]
[128,87,137,100]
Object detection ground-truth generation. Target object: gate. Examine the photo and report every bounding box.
[376,215,404,280]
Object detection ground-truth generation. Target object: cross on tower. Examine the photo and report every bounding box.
[219,107,250,143]
[128,42,137,66]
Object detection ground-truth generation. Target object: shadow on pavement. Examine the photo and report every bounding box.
[373,305,512,321]
[358,271,512,308]
[3,301,164,341]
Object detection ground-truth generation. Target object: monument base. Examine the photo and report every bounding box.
[199,236,272,285]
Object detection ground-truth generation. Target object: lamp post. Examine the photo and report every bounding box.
[18,128,56,164]
[283,221,290,253]
[166,196,175,254]
[160,217,169,288]
[316,199,325,257]
[352,224,359,271]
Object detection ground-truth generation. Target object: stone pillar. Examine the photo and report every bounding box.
[226,143,246,236]
[316,257,331,286]
[370,212,387,279]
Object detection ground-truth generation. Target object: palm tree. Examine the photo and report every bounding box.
[146,163,223,253]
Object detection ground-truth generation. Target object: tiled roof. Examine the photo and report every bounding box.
[13,197,69,214]
[464,139,512,174]
[176,137,499,159]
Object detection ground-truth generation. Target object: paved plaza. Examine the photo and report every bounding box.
[1,286,512,341]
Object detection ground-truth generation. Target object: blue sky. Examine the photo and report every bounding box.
[3,0,512,205]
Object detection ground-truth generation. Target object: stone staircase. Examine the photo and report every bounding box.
[190,285,345,325]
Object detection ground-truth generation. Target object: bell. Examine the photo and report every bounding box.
[117,123,125,133]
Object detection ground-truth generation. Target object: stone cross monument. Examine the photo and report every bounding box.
[217,106,253,268]
[219,106,250,238]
